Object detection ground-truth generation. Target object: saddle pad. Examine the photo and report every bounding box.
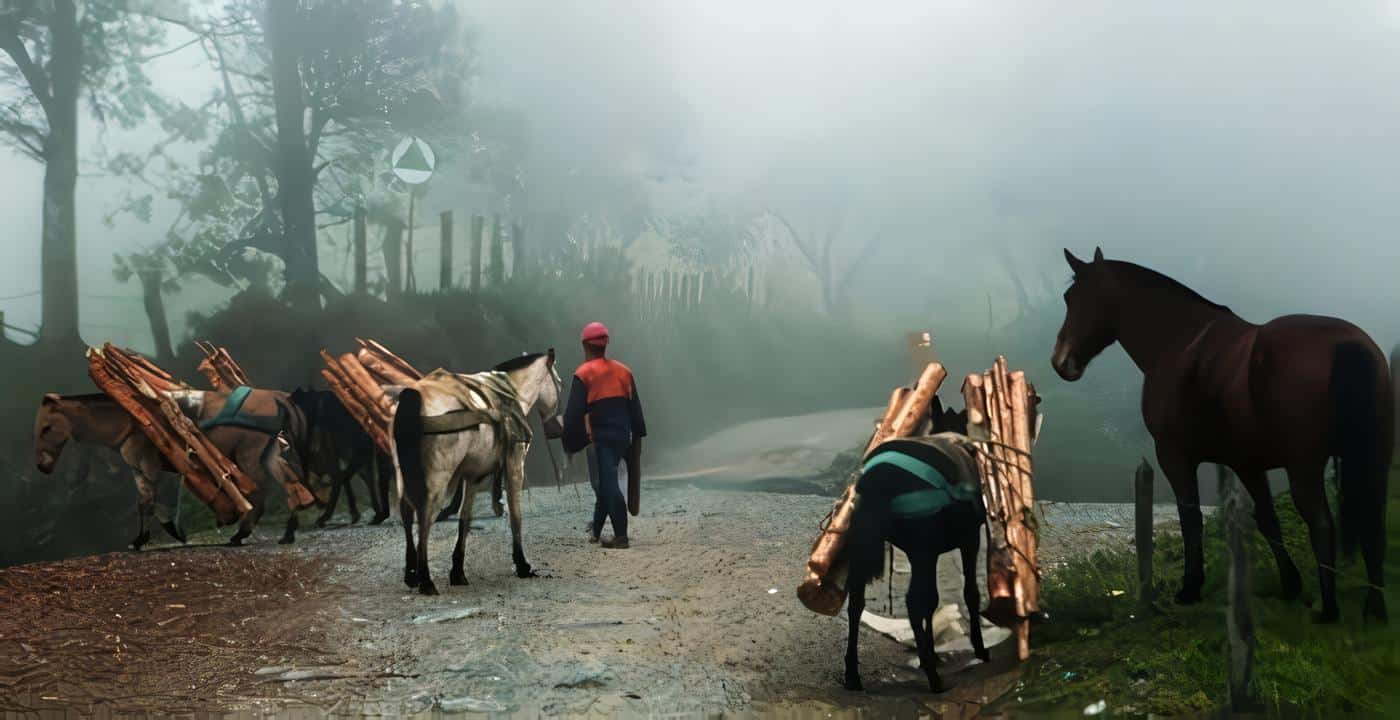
[861,442,980,519]
[198,386,283,435]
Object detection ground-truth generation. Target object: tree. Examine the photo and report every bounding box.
[0,0,166,347]
[130,0,467,311]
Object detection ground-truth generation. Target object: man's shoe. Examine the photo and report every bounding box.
[602,536,629,549]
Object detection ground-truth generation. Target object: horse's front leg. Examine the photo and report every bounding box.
[960,539,990,663]
[343,464,362,524]
[506,444,536,578]
[280,511,299,545]
[1157,449,1204,604]
[844,583,866,691]
[130,476,154,551]
[1238,467,1302,602]
[450,478,478,587]
[371,452,393,526]
[316,469,343,528]
[229,490,264,546]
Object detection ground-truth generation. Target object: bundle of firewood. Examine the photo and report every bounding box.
[319,338,423,455]
[963,356,1040,660]
[796,362,948,616]
[86,343,257,526]
[195,340,250,391]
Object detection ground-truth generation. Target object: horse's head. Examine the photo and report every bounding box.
[34,393,74,474]
[1053,247,1118,382]
[496,349,565,439]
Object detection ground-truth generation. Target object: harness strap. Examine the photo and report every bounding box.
[198,386,283,435]
[862,450,979,518]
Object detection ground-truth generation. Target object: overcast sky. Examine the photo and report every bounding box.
[5,1,1400,351]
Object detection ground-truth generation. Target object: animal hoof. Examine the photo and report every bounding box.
[369,513,389,526]
[928,675,947,694]
[350,512,361,525]
[129,532,150,551]
[278,535,295,545]
[450,570,469,586]
[492,501,505,517]
[227,538,244,547]
[843,675,864,692]
[515,564,537,579]
[1174,586,1202,605]
[419,580,439,596]
[975,649,991,663]
[315,515,330,529]
[403,568,418,588]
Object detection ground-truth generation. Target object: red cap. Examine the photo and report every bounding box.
[581,322,609,345]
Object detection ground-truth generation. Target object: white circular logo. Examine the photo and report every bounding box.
[391,136,435,185]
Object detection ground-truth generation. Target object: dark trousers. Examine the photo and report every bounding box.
[588,439,628,540]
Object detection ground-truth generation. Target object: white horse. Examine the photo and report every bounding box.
[389,350,565,595]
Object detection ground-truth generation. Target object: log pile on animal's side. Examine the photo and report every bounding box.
[962,356,1041,661]
[85,343,257,526]
[194,341,250,391]
[796,362,948,616]
[319,338,423,455]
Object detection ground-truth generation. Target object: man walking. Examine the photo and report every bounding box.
[562,321,646,548]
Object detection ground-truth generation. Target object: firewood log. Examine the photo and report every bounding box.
[356,338,423,380]
[357,351,419,387]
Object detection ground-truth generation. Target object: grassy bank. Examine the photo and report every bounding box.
[994,473,1400,717]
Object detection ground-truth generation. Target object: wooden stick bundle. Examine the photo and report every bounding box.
[195,340,251,391]
[319,341,422,455]
[962,356,1040,661]
[87,345,252,525]
[796,363,947,616]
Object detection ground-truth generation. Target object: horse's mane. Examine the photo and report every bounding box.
[1110,260,1233,314]
[493,352,546,373]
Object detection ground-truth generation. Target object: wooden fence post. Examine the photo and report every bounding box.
[439,210,453,292]
[470,215,484,292]
[383,219,403,301]
[353,202,367,296]
[1135,458,1155,612]
[512,221,526,280]
[489,215,505,287]
[1220,464,1260,712]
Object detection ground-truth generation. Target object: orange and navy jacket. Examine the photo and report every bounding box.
[562,357,646,453]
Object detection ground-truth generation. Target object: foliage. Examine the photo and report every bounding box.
[995,480,1400,717]
[0,0,169,160]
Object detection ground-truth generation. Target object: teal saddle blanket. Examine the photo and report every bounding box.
[859,436,982,519]
[198,385,284,434]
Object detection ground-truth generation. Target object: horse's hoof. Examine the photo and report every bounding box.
[278,535,295,545]
[369,513,389,526]
[492,502,505,517]
[227,538,245,547]
[928,675,947,694]
[404,568,418,588]
[975,648,991,663]
[315,515,330,529]
[1174,586,1202,605]
[1280,579,1303,602]
[129,532,150,551]
[350,512,362,525]
[1313,607,1341,624]
[515,563,537,579]
[450,570,469,586]
[419,580,439,596]
[843,675,864,692]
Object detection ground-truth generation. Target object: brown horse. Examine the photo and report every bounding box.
[34,388,318,547]
[1052,248,1391,623]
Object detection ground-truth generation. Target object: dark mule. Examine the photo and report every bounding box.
[289,389,387,526]
[842,427,990,695]
[1053,248,1392,622]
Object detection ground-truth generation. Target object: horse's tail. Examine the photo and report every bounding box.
[392,387,427,508]
[845,492,894,589]
[1332,341,1385,561]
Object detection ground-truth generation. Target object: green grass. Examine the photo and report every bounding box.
[993,472,1400,718]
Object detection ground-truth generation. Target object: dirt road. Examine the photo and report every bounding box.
[1,409,1183,717]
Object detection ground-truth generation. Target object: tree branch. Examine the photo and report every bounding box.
[766,208,819,271]
[0,18,53,117]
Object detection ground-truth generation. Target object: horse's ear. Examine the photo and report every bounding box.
[1064,249,1086,274]
[42,393,60,405]
[546,348,556,367]
[1093,247,1104,263]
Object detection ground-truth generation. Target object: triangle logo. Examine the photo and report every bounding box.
[396,140,432,172]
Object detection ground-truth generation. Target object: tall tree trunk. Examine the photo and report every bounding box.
[439,211,453,291]
[511,221,526,281]
[265,0,319,312]
[353,203,367,295]
[382,220,403,301]
[470,215,484,292]
[39,0,81,348]
[138,269,174,366]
